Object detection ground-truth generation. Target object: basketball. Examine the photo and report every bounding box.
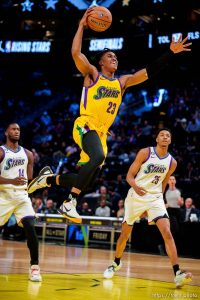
[87,6,112,32]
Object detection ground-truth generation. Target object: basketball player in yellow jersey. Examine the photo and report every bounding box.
[27,7,192,223]
[104,128,192,288]
[73,71,122,166]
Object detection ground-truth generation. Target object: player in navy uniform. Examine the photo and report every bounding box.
[0,123,41,282]
[104,129,192,288]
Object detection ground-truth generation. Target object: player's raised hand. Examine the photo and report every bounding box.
[79,7,95,27]
[170,34,192,54]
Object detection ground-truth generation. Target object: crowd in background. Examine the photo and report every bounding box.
[0,68,200,224]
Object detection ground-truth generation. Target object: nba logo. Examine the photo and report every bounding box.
[5,41,12,53]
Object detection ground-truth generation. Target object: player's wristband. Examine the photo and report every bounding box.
[146,49,174,79]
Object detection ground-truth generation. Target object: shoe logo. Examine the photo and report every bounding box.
[37,177,44,183]
[65,208,71,212]
[63,205,71,212]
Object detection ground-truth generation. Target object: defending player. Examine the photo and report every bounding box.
[0,123,42,282]
[103,129,192,288]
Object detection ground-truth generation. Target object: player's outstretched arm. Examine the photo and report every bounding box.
[71,8,97,77]
[120,35,192,92]
[146,34,192,80]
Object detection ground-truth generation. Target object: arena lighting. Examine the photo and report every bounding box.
[44,0,58,10]
[148,31,200,48]
[0,40,51,53]
[89,37,124,51]
[21,0,34,12]
[67,0,117,10]
[153,0,163,3]
[141,88,167,108]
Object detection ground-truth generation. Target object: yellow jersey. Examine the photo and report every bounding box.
[78,73,122,134]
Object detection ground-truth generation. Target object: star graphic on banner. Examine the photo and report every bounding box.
[89,0,97,7]
[44,0,58,10]
[122,0,131,6]
[67,0,116,10]
[21,0,34,12]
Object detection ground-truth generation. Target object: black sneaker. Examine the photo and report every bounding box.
[27,166,54,194]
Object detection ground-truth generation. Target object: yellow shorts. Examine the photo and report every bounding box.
[73,117,108,165]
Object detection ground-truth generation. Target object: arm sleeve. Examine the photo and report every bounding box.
[146,50,174,79]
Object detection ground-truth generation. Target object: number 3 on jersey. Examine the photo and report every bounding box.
[152,175,161,184]
[107,102,117,115]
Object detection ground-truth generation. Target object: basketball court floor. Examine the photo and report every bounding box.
[0,239,199,300]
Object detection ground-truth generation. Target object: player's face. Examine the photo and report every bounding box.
[100,52,118,72]
[156,130,171,147]
[6,124,20,142]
